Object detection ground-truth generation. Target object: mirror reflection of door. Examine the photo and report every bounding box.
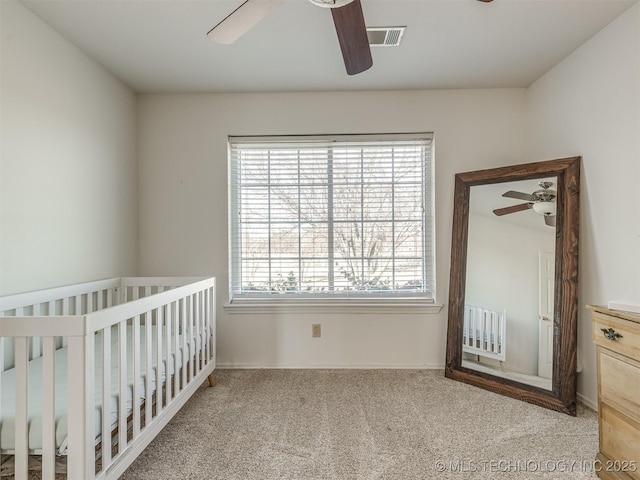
[463,177,556,390]
[538,251,554,379]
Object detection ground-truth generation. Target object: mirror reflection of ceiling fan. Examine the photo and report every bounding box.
[207,0,494,76]
[493,181,557,227]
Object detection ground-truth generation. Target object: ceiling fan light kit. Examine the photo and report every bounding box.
[532,201,556,217]
[307,0,354,8]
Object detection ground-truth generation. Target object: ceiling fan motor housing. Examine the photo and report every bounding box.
[308,0,355,8]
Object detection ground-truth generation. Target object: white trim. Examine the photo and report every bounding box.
[216,363,445,370]
[224,300,443,315]
[577,392,597,412]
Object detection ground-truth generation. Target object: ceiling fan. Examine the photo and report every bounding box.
[492,181,557,227]
[207,0,494,76]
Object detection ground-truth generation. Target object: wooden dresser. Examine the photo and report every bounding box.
[589,305,640,480]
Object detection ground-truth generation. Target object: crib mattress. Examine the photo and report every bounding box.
[0,325,204,454]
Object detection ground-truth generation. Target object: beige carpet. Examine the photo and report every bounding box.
[119,369,599,480]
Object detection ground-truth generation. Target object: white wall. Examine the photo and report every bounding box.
[466,212,555,375]
[526,3,640,406]
[138,89,527,368]
[0,1,139,295]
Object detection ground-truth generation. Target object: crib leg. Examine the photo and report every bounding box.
[207,373,216,388]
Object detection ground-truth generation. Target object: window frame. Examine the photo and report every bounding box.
[227,133,437,308]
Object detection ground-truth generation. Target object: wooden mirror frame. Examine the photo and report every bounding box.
[445,157,580,415]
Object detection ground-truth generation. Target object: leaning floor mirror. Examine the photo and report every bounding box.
[445,157,580,415]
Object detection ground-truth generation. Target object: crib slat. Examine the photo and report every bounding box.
[483,311,489,351]
[194,293,201,376]
[181,299,187,388]
[132,315,141,438]
[156,307,163,415]
[165,304,172,404]
[14,337,29,480]
[202,291,208,364]
[87,292,93,314]
[189,296,195,380]
[200,292,205,368]
[202,291,207,365]
[471,308,476,347]
[97,290,104,311]
[192,295,197,378]
[210,287,216,363]
[119,321,128,453]
[477,308,483,348]
[487,310,494,353]
[145,312,153,426]
[32,305,43,361]
[173,302,180,395]
[201,292,206,367]
[491,312,498,354]
[42,337,56,480]
[67,335,95,480]
[102,326,112,469]
[206,289,212,364]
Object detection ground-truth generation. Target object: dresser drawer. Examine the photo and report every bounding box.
[598,349,640,425]
[593,312,640,360]
[600,403,640,480]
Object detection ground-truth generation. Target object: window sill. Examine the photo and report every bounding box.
[223,299,443,315]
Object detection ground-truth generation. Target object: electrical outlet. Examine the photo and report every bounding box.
[312,324,321,338]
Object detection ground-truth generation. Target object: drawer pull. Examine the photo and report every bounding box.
[601,327,623,341]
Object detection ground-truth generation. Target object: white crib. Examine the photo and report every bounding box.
[0,276,216,480]
[462,304,506,362]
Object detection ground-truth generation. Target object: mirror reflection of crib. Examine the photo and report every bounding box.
[462,304,506,362]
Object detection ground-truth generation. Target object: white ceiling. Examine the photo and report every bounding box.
[21,0,637,93]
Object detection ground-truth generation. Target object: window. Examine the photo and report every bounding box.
[228,134,434,302]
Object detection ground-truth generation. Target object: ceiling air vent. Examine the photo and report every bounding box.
[366,27,406,47]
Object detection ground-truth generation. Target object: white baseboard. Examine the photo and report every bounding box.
[577,392,598,412]
[216,363,445,370]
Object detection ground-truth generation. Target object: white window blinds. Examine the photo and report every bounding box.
[228,133,435,301]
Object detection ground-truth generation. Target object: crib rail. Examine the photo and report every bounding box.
[462,304,506,362]
[0,276,216,480]
[0,278,122,316]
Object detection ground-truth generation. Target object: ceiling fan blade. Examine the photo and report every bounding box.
[331,0,373,75]
[502,190,535,201]
[207,0,284,45]
[544,215,556,227]
[493,203,531,216]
